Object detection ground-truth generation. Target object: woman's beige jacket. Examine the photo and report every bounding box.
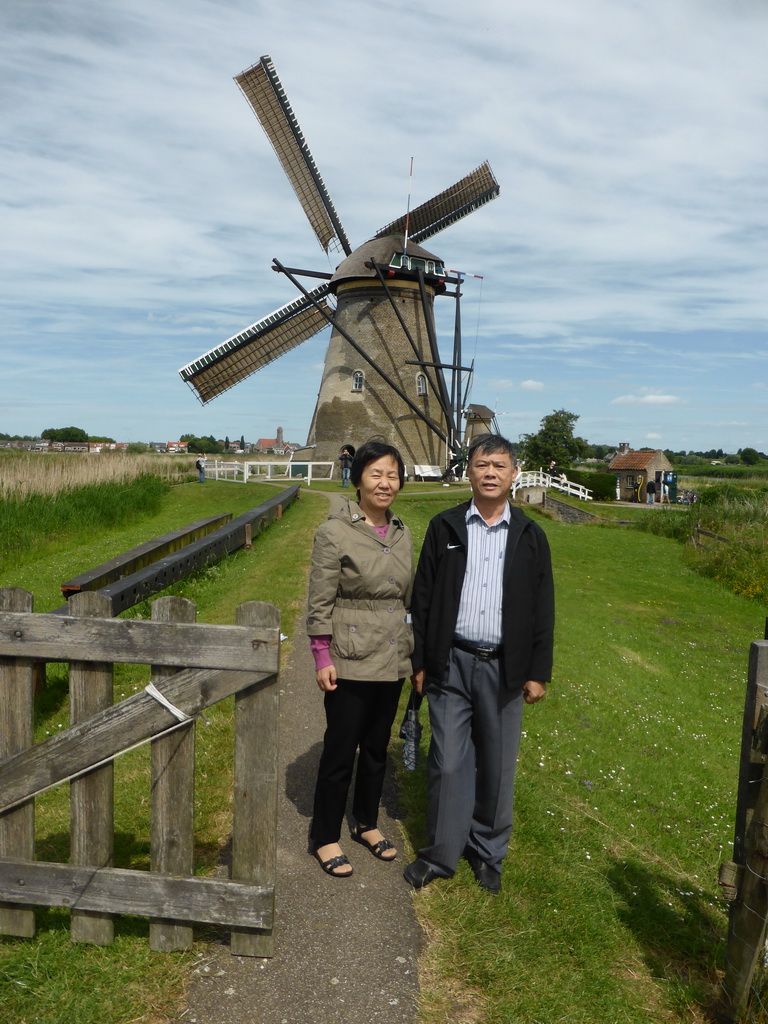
[306,498,414,681]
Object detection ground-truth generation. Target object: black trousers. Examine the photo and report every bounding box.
[310,678,403,847]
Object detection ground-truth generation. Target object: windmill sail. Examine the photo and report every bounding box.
[179,285,332,403]
[235,56,351,257]
[374,162,499,244]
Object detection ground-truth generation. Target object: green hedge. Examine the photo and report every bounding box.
[566,469,617,501]
[677,464,768,479]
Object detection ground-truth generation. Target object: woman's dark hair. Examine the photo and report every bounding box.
[350,440,406,489]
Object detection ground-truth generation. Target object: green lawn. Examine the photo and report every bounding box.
[0,481,763,1022]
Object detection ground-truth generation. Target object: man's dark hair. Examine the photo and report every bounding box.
[350,439,406,489]
[467,433,517,466]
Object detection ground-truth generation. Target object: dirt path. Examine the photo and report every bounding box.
[174,494,422,1024]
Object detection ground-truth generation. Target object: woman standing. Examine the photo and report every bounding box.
[306,441,414,877]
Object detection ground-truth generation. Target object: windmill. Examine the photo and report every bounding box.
[178,55,499,470]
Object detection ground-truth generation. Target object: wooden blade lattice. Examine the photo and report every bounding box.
[236,56,351,256]
[374,161,499,243]
[178,286,332,403]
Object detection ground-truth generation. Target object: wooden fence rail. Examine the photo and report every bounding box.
[0,587,280,957]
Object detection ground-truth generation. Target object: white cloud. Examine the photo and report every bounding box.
[520,380,544,391]
[611,392,683,406]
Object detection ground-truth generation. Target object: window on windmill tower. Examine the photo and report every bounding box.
[351,370,364,392]
[416,373,427,396]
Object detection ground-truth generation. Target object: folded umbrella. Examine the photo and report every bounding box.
[399,690,423,771]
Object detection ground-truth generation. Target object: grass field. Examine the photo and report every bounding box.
[1,478,765,1022]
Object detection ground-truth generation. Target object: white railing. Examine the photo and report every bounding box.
[207,461,334,487]
[512,470,593,502]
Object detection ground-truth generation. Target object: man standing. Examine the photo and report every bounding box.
[195,453,206,484]
[339,446,353,488]
[404,434,554,894]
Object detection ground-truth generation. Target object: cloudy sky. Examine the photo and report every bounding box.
[2,0,767,451]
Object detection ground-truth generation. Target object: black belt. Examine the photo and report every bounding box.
[453,637,501,661]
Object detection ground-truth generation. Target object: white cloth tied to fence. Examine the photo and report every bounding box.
[144,681,194,723]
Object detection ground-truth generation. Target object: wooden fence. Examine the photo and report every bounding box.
[208,460,334,486]
[719,628,768,1020]
[0,587,280,957]
[512,469,594,502]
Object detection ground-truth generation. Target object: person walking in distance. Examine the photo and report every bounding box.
[195,453,206,484]
[404,433,554,894]
[339,446,353,489]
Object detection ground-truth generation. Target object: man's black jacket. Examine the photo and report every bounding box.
[411,501,555,691]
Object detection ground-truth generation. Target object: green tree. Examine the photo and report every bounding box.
[519,409,588,471]
[740,447,761,465]
[179,433,222,454]
[41,426,89,442]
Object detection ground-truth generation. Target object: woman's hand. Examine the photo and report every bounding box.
[316,664,338,691]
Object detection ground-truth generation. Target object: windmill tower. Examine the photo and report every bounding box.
[178,56,499,470]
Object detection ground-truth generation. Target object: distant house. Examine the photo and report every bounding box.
[254,426,287,455]
[607,448,673,502]
[254,437,277,453]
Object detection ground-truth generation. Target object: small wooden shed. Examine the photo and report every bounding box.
[607,448,674,502]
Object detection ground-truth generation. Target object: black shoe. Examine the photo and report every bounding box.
[463,847,501,894]
[403,858,445,889]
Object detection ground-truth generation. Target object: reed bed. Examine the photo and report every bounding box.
[635,483,768,601]
[0,452,192,500]
[0,454,194,572]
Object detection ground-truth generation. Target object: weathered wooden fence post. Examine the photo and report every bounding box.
[720,640,768,1021]
[150,595,197,952]
[231,601,280,958]
[0,587,36,938]
[69,590,115,946]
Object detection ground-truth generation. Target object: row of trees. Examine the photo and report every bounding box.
[517,411,766,472]
[4,422,765,471]
[2,429,243,454]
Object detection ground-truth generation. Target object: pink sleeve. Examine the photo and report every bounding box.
[309,635,334,671]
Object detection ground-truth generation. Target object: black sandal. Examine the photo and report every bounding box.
[351,824,397,861]
[312,847,353,877]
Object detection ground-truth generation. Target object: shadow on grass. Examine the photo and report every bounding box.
[33,664,70,724]
[36,830,151,869]
[606,856,726,1020]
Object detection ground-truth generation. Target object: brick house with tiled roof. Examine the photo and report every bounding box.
[608,448,674,502]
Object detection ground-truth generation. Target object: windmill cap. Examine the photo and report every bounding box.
[329,234,443,292]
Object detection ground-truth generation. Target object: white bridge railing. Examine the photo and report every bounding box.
[207,461,334,487]
[512,470,593,502]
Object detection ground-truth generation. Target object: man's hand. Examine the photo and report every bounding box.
[523,680,546,704]
[316,665,338,691]
[411,669,425,696]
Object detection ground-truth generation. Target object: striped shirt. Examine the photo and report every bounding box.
[454,500,510,645]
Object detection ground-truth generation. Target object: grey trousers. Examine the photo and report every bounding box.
[419,646,523,874]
